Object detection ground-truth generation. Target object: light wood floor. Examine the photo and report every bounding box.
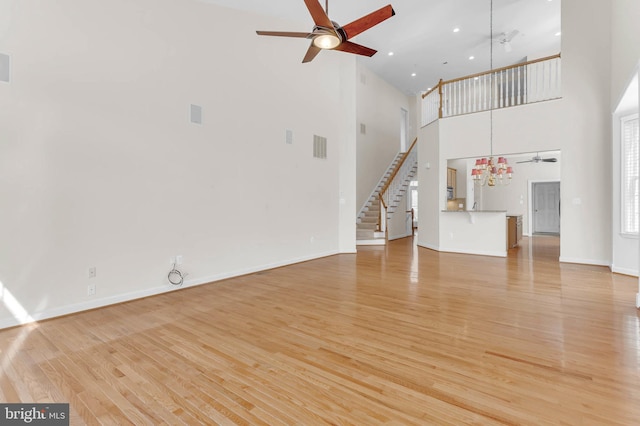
[2,237,640,425]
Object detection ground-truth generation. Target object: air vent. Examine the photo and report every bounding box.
[285,129,293,145]
[313,135,327,159]
[0,53,10,83]
[360,123,366,134]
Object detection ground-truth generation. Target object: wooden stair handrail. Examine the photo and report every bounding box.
[378,137,418,208]
[422,53,561,99]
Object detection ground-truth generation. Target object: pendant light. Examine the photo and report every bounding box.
[471,0,513,187]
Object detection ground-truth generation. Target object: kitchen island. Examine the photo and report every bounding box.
[440,210,508,257]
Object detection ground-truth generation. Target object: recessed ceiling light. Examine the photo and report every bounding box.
[388,52,394,56]
[469,56,475,60]
[555,31,561,36]
[411,73,417,77]
[453,28,460,33]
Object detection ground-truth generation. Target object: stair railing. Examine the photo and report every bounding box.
[421,53,562,126]
[378,138,418,234]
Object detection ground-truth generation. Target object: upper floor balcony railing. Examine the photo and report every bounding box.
[421,53,561,127]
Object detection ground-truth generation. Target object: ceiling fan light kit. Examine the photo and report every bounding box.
[256,0,395,63]
[313,33,341,49]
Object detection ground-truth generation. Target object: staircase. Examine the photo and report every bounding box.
[357,142,418,245]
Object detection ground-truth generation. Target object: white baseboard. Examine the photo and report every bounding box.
[388,232,411,241]
[0,285,176,330]
[611,265,639,277]
[356,239,386,246]
[418,242,439,251]
[438,247,507,258]
[559,256,610,267]
[0,250,339,330]
[418,241,505,257]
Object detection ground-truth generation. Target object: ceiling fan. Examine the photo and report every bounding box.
[516,153,558,164]
[256,0,395,63]
[494,29,520,52]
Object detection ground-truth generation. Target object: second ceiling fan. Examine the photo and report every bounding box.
[516,153,558,164]
[256,0,395,63]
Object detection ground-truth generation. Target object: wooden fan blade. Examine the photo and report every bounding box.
[304,0,333,29]
[334,41,377,57]
[302,43,322,63]
[256,31,313,38]
[342,5,395,40]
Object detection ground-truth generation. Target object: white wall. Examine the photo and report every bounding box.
[611,0,640,278]
[420,0,615,266]
[417,121,440,250]
[387,189,412,241]
[356,63,413,211]
[439,212,507,258]
[558,0,612,266]
[611,0,640,109]
[0,0,358,327]
[479,153,561,236]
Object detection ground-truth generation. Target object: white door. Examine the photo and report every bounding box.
[400,108,408,152]
[533,182,561,234]
[408,181,418,234]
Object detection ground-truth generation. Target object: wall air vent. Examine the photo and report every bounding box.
[313,135,327,159]
[360,123,366,134]
[286,129,293,145]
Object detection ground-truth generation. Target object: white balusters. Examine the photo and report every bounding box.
[421,87,441,126]
[422,55,561,127]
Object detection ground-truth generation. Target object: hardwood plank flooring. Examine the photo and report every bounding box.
[1,236,639,424]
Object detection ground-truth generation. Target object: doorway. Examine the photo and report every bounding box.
[531,181,561,235]
[408,180,418,235]
[400,108,408,152]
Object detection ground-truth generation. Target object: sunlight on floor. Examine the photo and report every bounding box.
[1,280,35,325]
[0,280,38,379]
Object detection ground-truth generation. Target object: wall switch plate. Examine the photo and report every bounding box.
[88,267,96,278]
[87,284,96,296]
[176,255,183,265]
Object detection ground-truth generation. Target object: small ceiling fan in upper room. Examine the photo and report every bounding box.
[516,153,558,164]
[255,0,395,63]
[494,29,520,52]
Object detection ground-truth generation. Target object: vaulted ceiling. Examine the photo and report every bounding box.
[202,0,561,95]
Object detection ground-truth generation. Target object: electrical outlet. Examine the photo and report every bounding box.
[88,267,96,278]
[176,255,183,265]
[87,284,96,296]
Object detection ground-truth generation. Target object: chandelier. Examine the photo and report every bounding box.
[470,0,513,187]
[471,156,513,186]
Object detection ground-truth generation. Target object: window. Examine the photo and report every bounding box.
[621,113,639,235]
